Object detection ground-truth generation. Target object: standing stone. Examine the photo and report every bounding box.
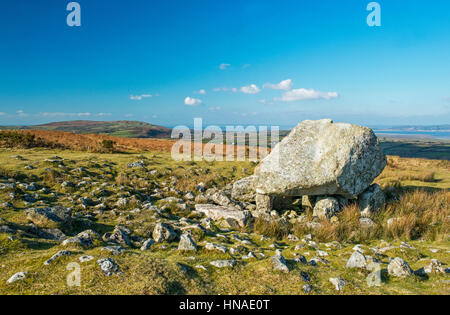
[302,196,316,209]
[358,184,386,217]
[254,119,386,200]
[255,194,273,213]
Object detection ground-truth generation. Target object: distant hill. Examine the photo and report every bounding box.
[372,125,450,132]
[0,120,172,139]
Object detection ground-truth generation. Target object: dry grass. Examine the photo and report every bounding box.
[288,189,449,243]
[1,129,269,160]
[377,156,446,184]
[253,217,292,240]
[383,189,449,241]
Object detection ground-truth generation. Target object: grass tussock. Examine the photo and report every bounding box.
[286,190,449,244]
[253,217,292,240]
[383,189,449,241]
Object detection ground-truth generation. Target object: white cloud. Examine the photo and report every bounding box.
[16,110,29,117]
[0,112,5,116]
[151,114,158,118]
[240,84,261,95]
[219,63,231,70]
[280,88,339,102]
[213,87,238,93]
[198,89,207,95]
[125,114,134,118]
[96,113,112,117]
[264,79,293,91]
[39,112,91,117]
[184,97,203,106]
[130,94,153,101]
[208,106,221,112]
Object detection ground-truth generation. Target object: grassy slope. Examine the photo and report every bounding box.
[0,121,172,139]
[0,149,448,295]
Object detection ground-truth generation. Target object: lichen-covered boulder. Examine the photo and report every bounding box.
[153,223,177,243]
[195,204,251,227]
[254,119,386,199]
[26,206,72,229]
[231,176,256,202]
[313,196,340,219]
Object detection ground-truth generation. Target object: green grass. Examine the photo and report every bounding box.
[0,148,449,295]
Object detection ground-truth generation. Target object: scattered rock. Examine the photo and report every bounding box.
[346,251,367,269]
[302,284,312,293]
[140,239,156,251]
[79,255,94,263]
[195,204,251,228]
[26,206,72,229]
[101,246,125,255]
[127,160,146,168]
[103,226,131,246]
[424,259,446,274]
[388,257,413,278]
[205,243,228,253]
[231,176,256,202]
[97,258,121,276]
[360,217,376,229]
[271,250,289,273]
[313,197,340,219]
[178,233,198,251]
[7,272,27,284]
[62,230,99,247]
[329,277,347,291]
[210,260,236,268]
[44,250,72,265]
[152,223,177,243]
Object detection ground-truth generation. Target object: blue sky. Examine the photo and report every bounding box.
[0,0,449,127]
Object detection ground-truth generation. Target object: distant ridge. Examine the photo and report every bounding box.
[0,120,172,139]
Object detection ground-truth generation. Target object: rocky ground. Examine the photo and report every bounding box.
[0,149,449,295]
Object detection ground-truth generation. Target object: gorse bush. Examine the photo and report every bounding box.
[101,139,116,152]
[0,131,64,149]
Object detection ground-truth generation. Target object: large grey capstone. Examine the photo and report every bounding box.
[254,119,386,199]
